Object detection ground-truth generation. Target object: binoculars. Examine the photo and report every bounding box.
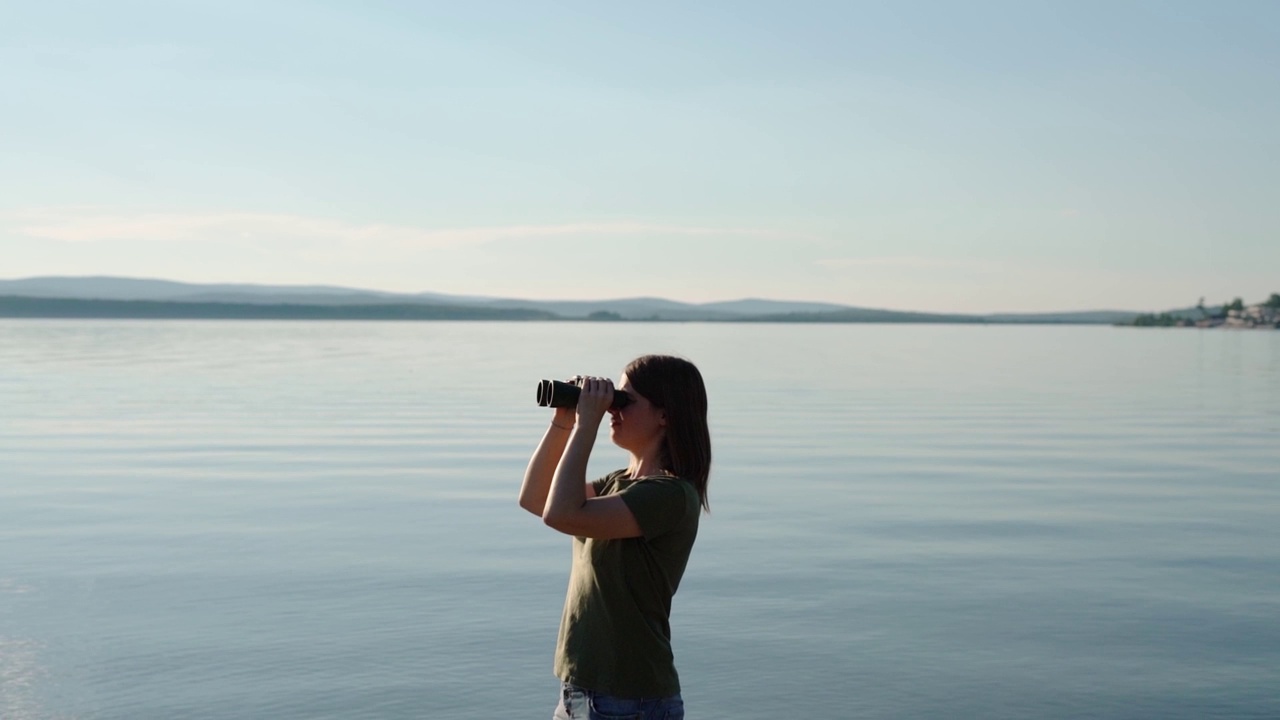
[536,379,634,410]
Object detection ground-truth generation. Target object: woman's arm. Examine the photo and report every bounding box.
[518,406,577,516]
[542,377,642,539]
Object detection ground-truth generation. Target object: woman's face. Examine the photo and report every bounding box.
[609,373,665,452]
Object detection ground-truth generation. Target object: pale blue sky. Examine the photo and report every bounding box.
[2,1,1277,312]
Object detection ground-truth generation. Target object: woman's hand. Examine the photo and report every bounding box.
[575,376,614,427]
[552,405,576,428]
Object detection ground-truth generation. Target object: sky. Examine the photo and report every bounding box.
[2,1,1277,313]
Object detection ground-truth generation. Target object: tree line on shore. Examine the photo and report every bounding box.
[1131,293,1280,327]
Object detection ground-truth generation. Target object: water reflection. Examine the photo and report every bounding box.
[0,636,53,720]
[1,321,1278,719]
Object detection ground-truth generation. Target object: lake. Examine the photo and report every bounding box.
[1,320,1277,719]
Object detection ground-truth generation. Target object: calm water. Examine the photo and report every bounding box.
[1,321,1277,719]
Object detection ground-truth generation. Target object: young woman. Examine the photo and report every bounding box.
[519,354,711,720]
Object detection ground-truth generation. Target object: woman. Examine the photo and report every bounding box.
[519,354,711,720]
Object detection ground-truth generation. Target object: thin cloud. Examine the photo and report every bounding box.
[4,208,785,247]
[817,256,1006,272]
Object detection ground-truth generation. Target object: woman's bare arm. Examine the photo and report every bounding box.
[541,377,642,539]
[519,407,580,515]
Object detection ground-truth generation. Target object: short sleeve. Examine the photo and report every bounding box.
[591,469,626,498]
[617,477,697,540]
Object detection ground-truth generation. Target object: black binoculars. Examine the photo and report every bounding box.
[536,379,634,410]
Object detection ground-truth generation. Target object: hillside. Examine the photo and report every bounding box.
[0,276,1148,324]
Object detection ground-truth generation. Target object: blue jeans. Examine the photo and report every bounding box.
[553,682,685,720]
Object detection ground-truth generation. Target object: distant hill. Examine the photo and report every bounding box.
[0,295,554,321]
[1144,306,1205,321]
[984,310,1142,324]
[699,298,858,315]
[473,297,742,321]
[0,276,1151,324]
[740,308,987,323]
[0,276,398,301]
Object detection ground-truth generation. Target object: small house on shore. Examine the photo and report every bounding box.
[1224,304,1280,329]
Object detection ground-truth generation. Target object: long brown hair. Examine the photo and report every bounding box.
[624,354,712,512]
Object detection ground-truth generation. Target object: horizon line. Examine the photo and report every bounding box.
[0,274,1177,316]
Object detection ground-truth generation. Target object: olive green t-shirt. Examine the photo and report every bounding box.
[554,469,701,698]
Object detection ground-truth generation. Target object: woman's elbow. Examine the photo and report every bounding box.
[518,496,543,517]
[541,509,573,532]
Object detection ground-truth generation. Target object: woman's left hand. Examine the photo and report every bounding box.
[575,376,614,426]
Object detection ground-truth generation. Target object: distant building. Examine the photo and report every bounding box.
[1244,304,1277,325]
[1224,304,1280,329]
[1155,301,1275,330]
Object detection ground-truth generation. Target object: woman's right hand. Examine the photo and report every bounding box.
[573,376,614,427]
